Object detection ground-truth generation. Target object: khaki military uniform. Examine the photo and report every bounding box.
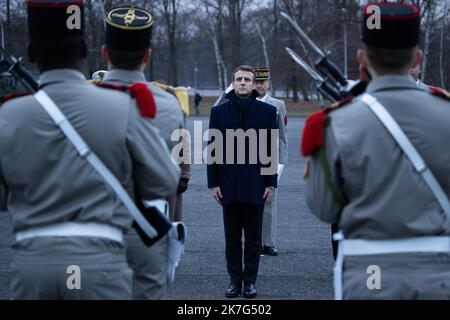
[104,69,186,299]
[151,81,191,222]
[258,94,288,248]
[305,75,450,299]
[0,69,180,299]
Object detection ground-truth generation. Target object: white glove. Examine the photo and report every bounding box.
[277,164,285,181]
[167,222,187,286]
[91,70,109,81]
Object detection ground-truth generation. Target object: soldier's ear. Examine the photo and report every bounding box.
[27,44,36,64]
[142,49,152,64]
[411,49,423,70]
[101,45,109,62]
[357,49,367,67]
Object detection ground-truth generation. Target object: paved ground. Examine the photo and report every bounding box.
[0,116,335,300]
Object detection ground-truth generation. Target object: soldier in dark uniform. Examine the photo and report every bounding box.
[302,2,450,299]
[100,6,188,299]
[0,0,180,299]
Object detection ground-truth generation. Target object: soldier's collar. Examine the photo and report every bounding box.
[39,69,86,87]
[104,69,146,84]
[365,75,421,93]
[257,92,269,102]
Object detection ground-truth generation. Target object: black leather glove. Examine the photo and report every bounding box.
[177,177,189,194]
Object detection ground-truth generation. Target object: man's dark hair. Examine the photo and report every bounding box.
[29,36,86,71]
[233,65,256,82]
[107,47,147,70]
[366,45,417,73]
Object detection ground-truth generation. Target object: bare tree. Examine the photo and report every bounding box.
[252,19,271,70]
[203,0,228,90]
[225,0,248,69]
[161,0,180,85]
[420,0,436,82]
[438,1,449,87]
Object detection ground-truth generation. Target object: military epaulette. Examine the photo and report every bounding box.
[95,82,156,118]
[152,81,190,117]
[1,92,31,105]
[152,81,176,95]
[301,96,353,156]
[428,86,450,101]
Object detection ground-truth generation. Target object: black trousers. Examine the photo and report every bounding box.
[222,203,264,285]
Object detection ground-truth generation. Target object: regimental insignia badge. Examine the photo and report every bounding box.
[107,7,153,30]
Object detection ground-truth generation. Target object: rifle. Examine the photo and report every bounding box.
[280,11,366,102]
[0,46,39,93]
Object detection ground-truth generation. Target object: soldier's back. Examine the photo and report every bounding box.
[0,69,137,232]
[329,75,450,239]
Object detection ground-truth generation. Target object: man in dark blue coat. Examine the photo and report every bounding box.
[207,65,278,298]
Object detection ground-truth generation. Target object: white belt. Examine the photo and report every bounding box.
[15,222,124,243]
[341,236,450,256]
[333,231,450,300]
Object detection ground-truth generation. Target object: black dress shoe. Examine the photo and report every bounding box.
[225,283,242,298]
[263,245,278,256]
[243,283,257,298]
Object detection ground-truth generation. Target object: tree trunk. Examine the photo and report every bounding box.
[6,0,11,48]
[254,21,270,69]
[272,0,279,93]
[163,0,179,85]
[228,0,242,69]
[439,4,448,88]
[291,75,299,102]
[421,1,436,82]
[299,83,309,102]
[439,23,445,88]
[213,38,225,90]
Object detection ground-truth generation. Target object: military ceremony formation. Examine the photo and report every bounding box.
[0,0,450,301]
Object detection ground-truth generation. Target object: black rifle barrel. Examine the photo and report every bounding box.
[0,46,39,92]
[285,47,341,101]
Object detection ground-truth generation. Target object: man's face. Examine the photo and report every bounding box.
[233,70,255,97]
[255,80,269,97]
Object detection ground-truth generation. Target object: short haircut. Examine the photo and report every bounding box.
[233,65,256,82]
[366,45,417,73]
[107,46,147,70]
[30,36,85,69]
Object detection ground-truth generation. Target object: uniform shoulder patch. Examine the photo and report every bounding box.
[95,82,156,118]
[1,92,31,105]
[300,96,353,157]
[151,81,176,95]
[151,81,189,117]
[428,86,450,101]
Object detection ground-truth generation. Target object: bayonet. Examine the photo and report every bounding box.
[285,47,341,102]
[281,12,367,100]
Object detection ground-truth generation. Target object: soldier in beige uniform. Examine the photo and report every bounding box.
[254,68,288,256]
[101,7,188,299]
[0,0,180,300]
[302,3,450,299]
